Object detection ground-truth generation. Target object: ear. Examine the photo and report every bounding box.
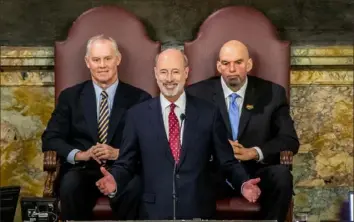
[116,53,122,66]
[216,60,222,74]
[184,66,189,79]
[154,67,158,79]
[246,58,253,72]
[84,56,90,69]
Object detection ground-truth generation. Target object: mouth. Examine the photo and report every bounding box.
[163,83,177,89]
[227,75,239,79]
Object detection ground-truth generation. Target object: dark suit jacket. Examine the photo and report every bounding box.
[42,80,151,173]
[111,94,249,219]
[186,76,299,175]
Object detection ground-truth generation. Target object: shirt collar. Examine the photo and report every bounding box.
[160,91,186,111]
[93,79,119,100]
[221,76,248,99]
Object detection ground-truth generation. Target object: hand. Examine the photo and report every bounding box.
[241,178,261,203]
[92,143,119,160]
[228,140,258,161]
[96,167,117,195]
[75,146,102,164]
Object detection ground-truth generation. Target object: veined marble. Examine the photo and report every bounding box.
[291,46,354,57]
[291,70,353,85]
[291,86,353,187]
[294,187,353,221]
[0,87,54,197]
[1,72,54,86]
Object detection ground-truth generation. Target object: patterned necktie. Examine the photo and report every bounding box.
[168,103,180,163]
[229,93,240,140]
[98,91,109,144]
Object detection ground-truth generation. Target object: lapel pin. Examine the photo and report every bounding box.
[246,104,254,110]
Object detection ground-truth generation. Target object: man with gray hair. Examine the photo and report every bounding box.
[42,34,151,220]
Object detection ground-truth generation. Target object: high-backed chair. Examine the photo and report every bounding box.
[43,5,160,220]
[184,6,294,222]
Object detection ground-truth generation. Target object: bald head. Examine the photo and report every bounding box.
[219,40,250,60]
[154,48,189,101]
[217,40,253,91]
[155,48,188,67]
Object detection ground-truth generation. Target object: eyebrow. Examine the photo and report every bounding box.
[159,68,180,72]
[221,58,244,63]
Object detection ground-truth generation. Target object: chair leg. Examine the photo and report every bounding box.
[286,199,294,222]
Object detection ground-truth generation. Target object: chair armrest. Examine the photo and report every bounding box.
[280,151,293,171]
[44,151,57,171]
[43,151,60,197]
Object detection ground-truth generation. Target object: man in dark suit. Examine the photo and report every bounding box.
[186,40,300,222]
[96,47,262,219]
[42,34,151,220]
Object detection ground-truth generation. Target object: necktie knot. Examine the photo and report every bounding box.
[230,93,239,103]
[170,103,176,112]
[101,91,108,99]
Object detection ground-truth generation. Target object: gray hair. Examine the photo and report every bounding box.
[155,45,189,67]
[85,34,120,57]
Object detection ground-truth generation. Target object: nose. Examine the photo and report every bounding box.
[229,62,236,72]
[99,59,106,68]
[166,73,173,82]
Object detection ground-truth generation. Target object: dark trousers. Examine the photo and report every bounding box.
[59,166,141,220]
[216,165,293,222]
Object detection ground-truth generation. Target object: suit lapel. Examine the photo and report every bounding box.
[213,79,232,136]
[238,77,258,139]
[177,94,199,170]
[81,81,98,141]
[106,82,128,144]
[149,98,175,165]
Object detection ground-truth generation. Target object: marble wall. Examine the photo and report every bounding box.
[0,46,353,221]
[290,46,353,221]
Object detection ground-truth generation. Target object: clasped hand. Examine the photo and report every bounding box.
[75,143,119,164]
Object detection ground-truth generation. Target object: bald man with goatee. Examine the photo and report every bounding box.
[187,40,299,222]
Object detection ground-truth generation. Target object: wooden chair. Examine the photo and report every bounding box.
[184,6,294,222]
[43,5,160,220]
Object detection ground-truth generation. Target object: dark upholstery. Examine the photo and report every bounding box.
[184,6,292,221]
[215,197,261,219]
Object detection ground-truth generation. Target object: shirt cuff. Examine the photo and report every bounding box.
[66,149,81,164]
[253,146,264,162]
[241,182,246,195]
[108,188,117,198]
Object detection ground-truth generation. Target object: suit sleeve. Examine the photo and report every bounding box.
[41,90,77,159]
[212,107,249,191]
[259,86,300,162]
[111,109,140,193]
[139,91,152,103]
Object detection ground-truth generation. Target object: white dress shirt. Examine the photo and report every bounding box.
[220,77,264,161]
[160,91,186,144]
